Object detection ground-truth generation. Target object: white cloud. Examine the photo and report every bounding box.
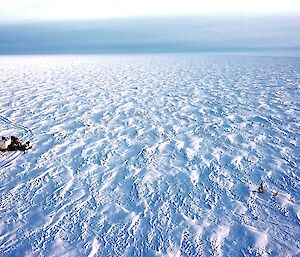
[1,0,300,22]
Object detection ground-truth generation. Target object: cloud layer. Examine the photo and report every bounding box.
[0,16,299,55]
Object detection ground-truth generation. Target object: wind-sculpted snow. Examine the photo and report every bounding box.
[0,55,299,256]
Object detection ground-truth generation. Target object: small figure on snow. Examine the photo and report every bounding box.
[252,181,265,193]
[258,182,264,193]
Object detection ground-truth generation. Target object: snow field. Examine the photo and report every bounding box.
[0,54,299,256]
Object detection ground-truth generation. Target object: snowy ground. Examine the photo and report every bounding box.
[0,54,299,257]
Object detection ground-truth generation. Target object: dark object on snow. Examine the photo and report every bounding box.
[7,136,22,151]
[11,136,21,146]
[252,182,265,194]
[258,182,264,193]
[2,136,33,152]
[22,141,33,151]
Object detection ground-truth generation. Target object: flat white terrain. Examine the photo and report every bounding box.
[0,54,299,256]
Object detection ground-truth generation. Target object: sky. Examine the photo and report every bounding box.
[1,0,300,22]
[0,0,299,55]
